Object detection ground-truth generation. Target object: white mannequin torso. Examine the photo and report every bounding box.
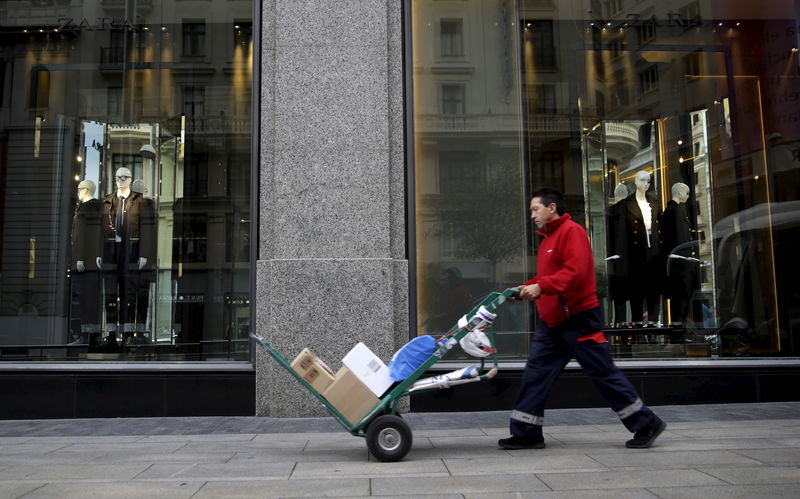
[636,194,652,232]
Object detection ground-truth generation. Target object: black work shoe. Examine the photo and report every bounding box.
[498,435,546,450]
[626,416,666,449]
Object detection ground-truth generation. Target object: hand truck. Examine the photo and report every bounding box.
[252,287,520,462]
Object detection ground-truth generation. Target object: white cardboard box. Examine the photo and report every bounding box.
[342,342,394,397]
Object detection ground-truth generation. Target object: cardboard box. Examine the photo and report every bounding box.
[342,342,394,397]
[322,366,380,425]
[290,348,336,393]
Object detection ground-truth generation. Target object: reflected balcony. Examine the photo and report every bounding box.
[605,121,641,163]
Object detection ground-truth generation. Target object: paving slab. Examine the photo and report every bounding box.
[19,481,204,499]
[462,490,660,499]
[669,427,800,439]
[166,461,296,481]
[137,433,258,443]
[549,430,683,444]
[48,441,187,455]
[647,483,800,499]
[0,462,151,481]
[443,454,605,476]
[663,419,800,430]
[409,444,513,459]
[372,474,549,495]
[0,442,72,456]
[192,478,370,498]
[698,466,800,484]
[729,447,800,465]
[291,459,450,479]
[535,469,727,490]
[344,495,462,499]
[588,450,764,467]
[229,448,369,463]
[648,437,789,452]
[0,482,46,498]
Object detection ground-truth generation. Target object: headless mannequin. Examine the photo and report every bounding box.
[621,171,663,326]
[606,183,630,326]
[70,180,103,344]
[101,167,153,347]
[662,182,699,326]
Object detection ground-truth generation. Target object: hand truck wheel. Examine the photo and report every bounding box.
[366,414,413,462]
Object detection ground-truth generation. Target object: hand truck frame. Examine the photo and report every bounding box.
[251,287,520,461]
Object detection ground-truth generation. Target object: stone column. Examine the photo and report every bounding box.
[256,0,407,416]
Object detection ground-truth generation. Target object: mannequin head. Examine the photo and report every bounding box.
[131,179,146,195]
[115,167,132,193]
[634,170,651,193]
[77,179,96,202]
[671,182,690,203]
[614,183,629,202]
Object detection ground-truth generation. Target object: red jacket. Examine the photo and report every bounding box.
[525,213,600,327]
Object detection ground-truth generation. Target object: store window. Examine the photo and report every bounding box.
[411,0,800,360]
[0,0,253,361]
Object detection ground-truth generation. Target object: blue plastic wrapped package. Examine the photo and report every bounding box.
[388,335,436,381]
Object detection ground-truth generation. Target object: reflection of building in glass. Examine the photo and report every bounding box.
[413,0,529,349]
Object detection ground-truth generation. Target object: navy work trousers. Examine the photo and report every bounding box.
[510,306,655,437]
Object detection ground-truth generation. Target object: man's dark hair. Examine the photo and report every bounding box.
[531,187,566,215]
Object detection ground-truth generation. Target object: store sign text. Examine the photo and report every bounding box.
[597,13,705,31]
[57,17,141,32]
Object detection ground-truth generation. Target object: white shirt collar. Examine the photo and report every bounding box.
[116,189,130,199]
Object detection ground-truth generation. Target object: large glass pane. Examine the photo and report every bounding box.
[412,0,800,360]
[412,0,530,358]
[519,0,798,359]
[0,1,253,361]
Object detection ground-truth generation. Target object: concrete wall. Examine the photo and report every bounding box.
[256,0,408,416]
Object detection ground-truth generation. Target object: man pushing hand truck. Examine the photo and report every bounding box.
[498,187,666,450]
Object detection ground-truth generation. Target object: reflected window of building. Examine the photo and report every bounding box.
[637,20,657,45]
[29,66,50,109]
[185,153,209,197]
[107,87,122,117]
[525,20,556,70]
[440,19,464,57]
[532,84,556,114]
[183,86,205,117]
[233,21,253,49]
[183,21,206,57]
[638,66,658,95]
[684,51,701,80]
[441,84,465,114]
[610,37,624,60]
[606,0,623,17]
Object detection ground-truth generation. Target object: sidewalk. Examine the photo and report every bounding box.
[0,402,798,498]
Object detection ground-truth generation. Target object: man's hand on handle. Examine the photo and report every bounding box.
[519,283,542,301]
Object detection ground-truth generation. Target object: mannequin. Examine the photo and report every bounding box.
[69,180,103,344]
[619,170,663,326]
[606,183,630,326]
[130,179,156,344]
[101,167,155,347]
[661,182,699,325]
